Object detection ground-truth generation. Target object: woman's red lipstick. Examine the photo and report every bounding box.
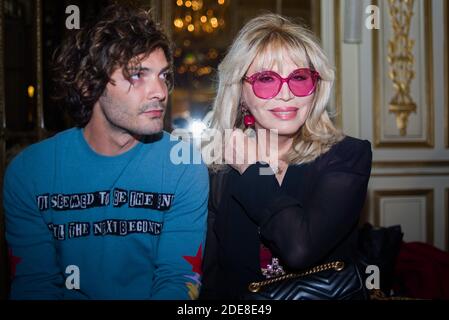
[269,106,299,120]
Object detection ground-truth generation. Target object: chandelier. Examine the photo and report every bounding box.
[173,0,227,36]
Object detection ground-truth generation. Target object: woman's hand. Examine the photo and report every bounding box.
[224,129,258,175]
[224,129,282,175]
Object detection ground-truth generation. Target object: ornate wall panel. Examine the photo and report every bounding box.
[374,189,434,243]
[373,0,434,147]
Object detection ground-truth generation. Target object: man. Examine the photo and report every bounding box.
[3,4,208,299]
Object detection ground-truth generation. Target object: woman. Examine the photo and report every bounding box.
[200,14,372,299]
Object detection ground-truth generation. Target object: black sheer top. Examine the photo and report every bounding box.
[200,136,372,299]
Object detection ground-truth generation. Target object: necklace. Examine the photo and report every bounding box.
[274,161,287,175]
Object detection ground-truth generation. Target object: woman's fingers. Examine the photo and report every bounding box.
[224,129,257,174]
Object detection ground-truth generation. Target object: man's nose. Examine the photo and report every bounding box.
[146,77,167,101]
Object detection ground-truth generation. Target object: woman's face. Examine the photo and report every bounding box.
[242,49,316,136]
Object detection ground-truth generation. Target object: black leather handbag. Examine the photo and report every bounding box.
[244,260,368,300]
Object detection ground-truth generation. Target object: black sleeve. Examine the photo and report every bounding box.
[231,140,372,270]
[199,170,225,299]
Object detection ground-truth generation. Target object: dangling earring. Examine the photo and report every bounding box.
[241,103,256,137]
[244,113,255,127]
[244,111,255,128]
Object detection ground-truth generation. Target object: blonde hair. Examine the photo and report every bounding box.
[203,13,343,168]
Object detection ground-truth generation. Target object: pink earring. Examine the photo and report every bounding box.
[244,114,255,127]
[242,103,255,128]
[242,103,256,137]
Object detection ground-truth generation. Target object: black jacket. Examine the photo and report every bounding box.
[200,136,372,299]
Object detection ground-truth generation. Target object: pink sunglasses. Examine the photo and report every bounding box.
[243,68,320,99]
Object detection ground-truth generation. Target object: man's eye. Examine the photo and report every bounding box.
[161,72,172,81]
[130,72,143,81]
[161,72,174,89]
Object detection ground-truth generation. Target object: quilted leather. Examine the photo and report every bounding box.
[244,261,368,300]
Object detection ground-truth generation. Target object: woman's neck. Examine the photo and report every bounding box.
[277,135,294,161]
[255,127,294,161]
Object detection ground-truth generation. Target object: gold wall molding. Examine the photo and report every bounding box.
[373,160,449,168]
[373,0,434,148]
[374,189,434,244]
[371,172,449,177]
[372,160,449,176]
[386,0,416,136]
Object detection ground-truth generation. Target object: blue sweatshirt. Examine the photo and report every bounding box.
[3,128,208,300]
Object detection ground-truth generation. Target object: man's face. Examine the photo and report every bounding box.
[97,48,171,136]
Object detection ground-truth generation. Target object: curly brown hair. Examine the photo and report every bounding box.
[52,4,173,127]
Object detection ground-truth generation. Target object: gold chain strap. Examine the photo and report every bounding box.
[248,261,345,293]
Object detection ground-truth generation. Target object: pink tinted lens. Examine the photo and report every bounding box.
[288,69,317,96]
[252,72,281,99]
[252,69,318,99]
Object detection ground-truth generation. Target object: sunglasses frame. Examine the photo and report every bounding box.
[243,68,321,99]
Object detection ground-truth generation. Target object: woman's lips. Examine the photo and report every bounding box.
[269,107,299,120]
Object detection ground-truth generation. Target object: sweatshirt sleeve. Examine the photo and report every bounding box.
[231,139,372,270]
[4,153,64,299]
[150,159,208,300]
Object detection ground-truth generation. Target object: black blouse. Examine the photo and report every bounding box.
[200,136,372,299]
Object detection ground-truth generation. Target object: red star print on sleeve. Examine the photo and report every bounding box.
[183,244,202,275]
[8,248,22,280]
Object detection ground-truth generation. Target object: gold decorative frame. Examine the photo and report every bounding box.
[374,189,434,244]
[373,160,449,168]
[372,172,449,177]
[371,160,449,176]
[371,160,449,177]
[373,0,434,148]
[386,0,416,136]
